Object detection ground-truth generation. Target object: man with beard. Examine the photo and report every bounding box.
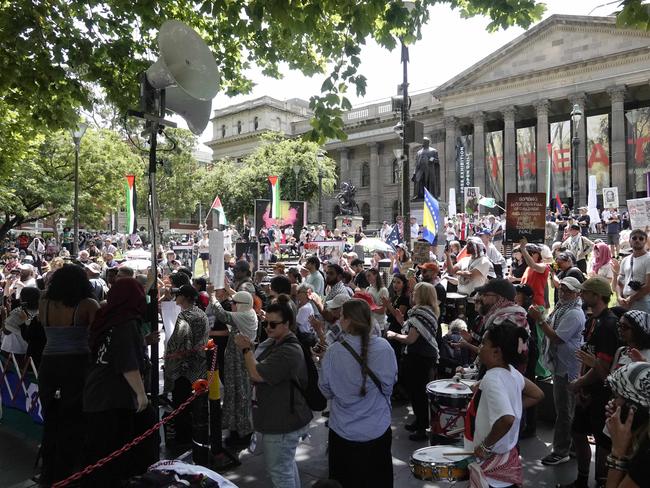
[551,251,585,305]
[231,260,256,296]
[617,228,650,314]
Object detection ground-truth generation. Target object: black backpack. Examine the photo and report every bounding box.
[287,337,327,412]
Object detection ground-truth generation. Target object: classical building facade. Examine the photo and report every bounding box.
[206,15,650,229]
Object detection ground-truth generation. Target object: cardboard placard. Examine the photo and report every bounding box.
[627,198,650,231]
[602,187,619,209]
[464,187,480,215]
[412,240,430,265]
[209,230,225,288]
[505,193,546,243]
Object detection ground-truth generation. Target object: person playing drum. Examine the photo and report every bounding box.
[464,321,544,487]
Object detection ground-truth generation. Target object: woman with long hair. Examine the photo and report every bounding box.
[392,244,413,275]
[83,278,153,487]
[464,321,544,487]
[38,265,100,485]
[366,268,389,333]
[386,282,440,441]
[319,299,397,488]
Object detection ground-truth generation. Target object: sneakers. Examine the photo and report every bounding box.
[541,453,571,465]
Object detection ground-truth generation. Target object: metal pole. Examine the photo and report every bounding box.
[73,145,80,256]
[318,170,323,224]
[572,135,580,209]
[401,40,411,249]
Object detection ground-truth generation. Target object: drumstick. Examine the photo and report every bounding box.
[443,451,474,456]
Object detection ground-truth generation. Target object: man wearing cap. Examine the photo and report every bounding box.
[562,223,594,274]
[529,277,585,467]
[617,228,650,314]
[561,277,619,488]
[310,292,351,350]
[551,251,585,305]
[478,229,506,279]
[85,263,108,302]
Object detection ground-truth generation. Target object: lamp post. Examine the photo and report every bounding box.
[317,161,324,224]
[570,103,583,209]
[292,164,301,200]
[70,121,88,256]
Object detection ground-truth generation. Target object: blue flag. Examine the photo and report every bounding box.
[422,188,441,244]
[385,224,402,248]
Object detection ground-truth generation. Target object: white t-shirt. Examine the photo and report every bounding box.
[457,256,490,295]
[366,286,390,329]
[197,238,210,254]
[596,263,614,280]
[296,302,314,334]
[464,366,524,488]
[619,253,650,302]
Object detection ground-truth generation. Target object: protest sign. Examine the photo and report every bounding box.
[412,241,430,265]
[505,193,546,243]
[602,187,619,209]
[627,198,650,230]
[209,230,225,288]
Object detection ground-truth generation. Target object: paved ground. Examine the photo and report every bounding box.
[2,396,593,488]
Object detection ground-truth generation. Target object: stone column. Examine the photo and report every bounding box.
[473,112,486,194]
[368,142,381,226]
[535,100,550,195]
[608,86,627,197]
[339,147,349,187]
[569,93,587,206]
[502,106,517,197]
[444,116,458,204]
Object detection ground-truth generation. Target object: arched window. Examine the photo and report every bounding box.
[237,120,242,134]
[361,162,370,187]
[361,203,370,227]
[392,159,399,184]
[392,200,401,222]
[221,124,226,138]
[254,116,259,131]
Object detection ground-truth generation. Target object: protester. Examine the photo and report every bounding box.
[38,265,100,485]
[234,295,312,488]
[519,239,551,308]
[617,229,650,313]
[602,207,621,258]
[507,246,528,284]
[319,299,397,488]
[305,256,325,297]
[612,310,650,368]
[1,286,40,357]
[562,223,595,273]
[365,268,389,332]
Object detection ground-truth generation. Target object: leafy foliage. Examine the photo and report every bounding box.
[0,0,546,142]
[617,0,650,30]
[200,134,337,222]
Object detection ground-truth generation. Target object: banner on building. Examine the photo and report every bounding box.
[464,187,480,216]
[627,198,650,230]
[603,187,619,209]
[550,120,572,200]
[587,114,610,189]
[485,130,504,204]
[456,134,473,198]
[625,107,650,196]
[234,242,259,273]
[505,193,546,243]
[516,126,537,192]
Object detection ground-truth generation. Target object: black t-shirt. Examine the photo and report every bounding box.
[629,437,650,486]
[511,260,528,279]
[387,294,410,332]
[578,215,590,236]
[83,320,146,413]
[581,308,619,396]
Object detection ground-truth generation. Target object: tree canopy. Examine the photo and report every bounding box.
[1,0,547,142]
[200,134,337,222]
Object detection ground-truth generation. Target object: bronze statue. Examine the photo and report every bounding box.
[336,182,360,215]
[411,137,440,200]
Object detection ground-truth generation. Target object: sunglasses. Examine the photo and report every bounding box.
[631,236,646,241]
[265,320,284,329]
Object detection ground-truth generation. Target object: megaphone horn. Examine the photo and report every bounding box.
[146,20,219,102]
[165,86,212,136]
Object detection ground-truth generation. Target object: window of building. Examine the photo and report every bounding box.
[392,159,399,184]
[237,120,242,134]
[361,203,370,227]
[361,162,370,187]
[221,124,226,138]
[254,116,259,131]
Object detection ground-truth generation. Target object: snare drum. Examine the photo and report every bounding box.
[427,379,477,440]
[410,445,471,482]
[445,292,468,322]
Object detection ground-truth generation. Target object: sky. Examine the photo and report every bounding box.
[188,0,619,148]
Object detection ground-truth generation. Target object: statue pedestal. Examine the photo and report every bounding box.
[335,215,364,232]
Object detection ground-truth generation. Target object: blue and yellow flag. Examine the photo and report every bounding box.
[422,188,441,244]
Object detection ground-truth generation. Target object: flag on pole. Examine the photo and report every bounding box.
[385,224,402,248]
[478,196,496,208]
[125,175,137,234]
[268,176,280,219]
[210,196,228,225]
[422,188,441,244]
[555,194,563,213]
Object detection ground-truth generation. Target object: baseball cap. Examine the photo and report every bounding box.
[570,223,581,231]
[351,291,381,311]
[473,279,516,302]
[560,276,582,292]
[515,284,534,298]
[326,293,351,310]
[477,228,492,236]
[576,276,612,297]
[418,262,438,271]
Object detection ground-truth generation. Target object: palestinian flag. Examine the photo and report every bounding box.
[125,175,137,234]
[211,195,228,225]
[268,175,280,219]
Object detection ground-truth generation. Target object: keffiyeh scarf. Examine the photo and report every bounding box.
[607,361,650,408]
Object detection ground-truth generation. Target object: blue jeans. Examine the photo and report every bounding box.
[262,425,309,488]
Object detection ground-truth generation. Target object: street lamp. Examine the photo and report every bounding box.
[70,121,88,256]
[292,164,301,200]
[317,151,325,224]
[570,103,583,209]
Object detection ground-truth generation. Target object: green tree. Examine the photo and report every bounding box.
[0,1,545,141]
[0,128,141,240]
[200,134,337,222]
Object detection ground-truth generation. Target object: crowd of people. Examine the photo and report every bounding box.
[1,200,649,488]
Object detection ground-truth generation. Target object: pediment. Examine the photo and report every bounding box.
[434,15,650,96]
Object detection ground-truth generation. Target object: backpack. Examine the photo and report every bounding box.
[286,336,327,412]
